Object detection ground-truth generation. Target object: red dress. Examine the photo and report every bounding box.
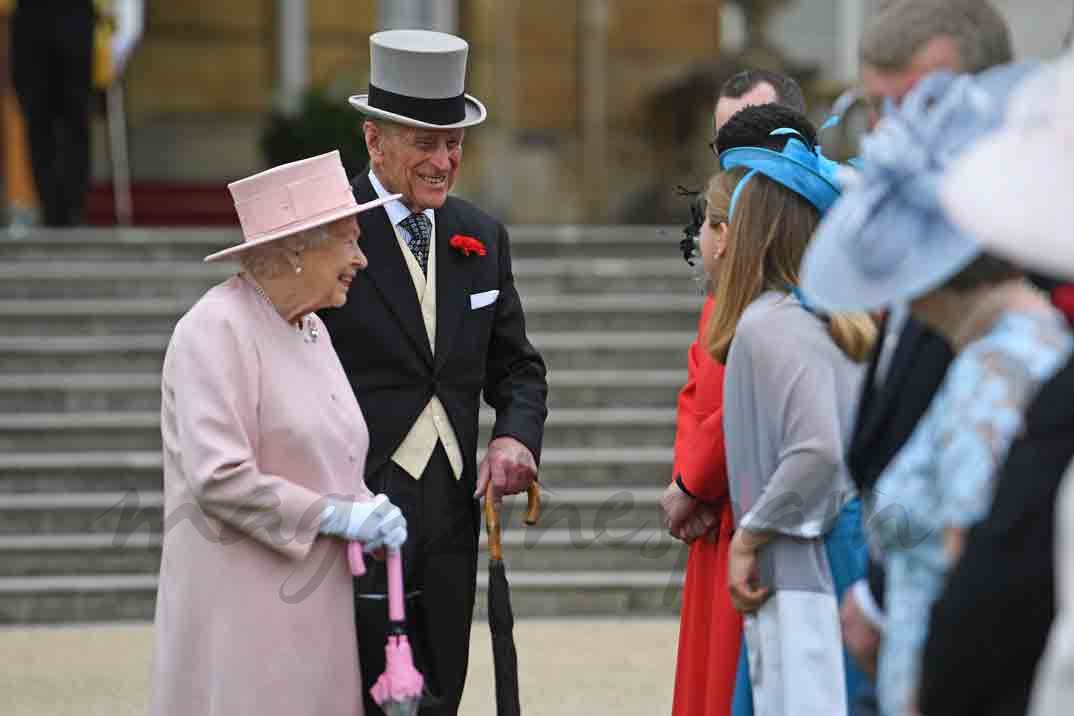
[671,296,741,716]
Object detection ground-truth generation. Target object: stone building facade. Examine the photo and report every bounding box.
[8,1,1069,224]
[116,0,730,224]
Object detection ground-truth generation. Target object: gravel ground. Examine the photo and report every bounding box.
[1,618,679,715]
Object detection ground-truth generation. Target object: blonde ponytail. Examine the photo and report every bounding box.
[827,312,878,363]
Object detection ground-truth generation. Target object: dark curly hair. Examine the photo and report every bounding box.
[715,103,818,158]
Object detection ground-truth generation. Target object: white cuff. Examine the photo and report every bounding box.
[851,579,885,632]
[739,506,824,539]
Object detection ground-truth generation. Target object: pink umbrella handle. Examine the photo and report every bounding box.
[347,541,366,577]
[387,548,405,623]
[348,545,404,624]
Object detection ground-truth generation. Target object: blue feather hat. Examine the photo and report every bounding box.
[799,62,1039,312]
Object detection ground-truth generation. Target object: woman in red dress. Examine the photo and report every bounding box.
[663,172,741,715]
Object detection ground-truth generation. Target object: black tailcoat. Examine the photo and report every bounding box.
[320,174,548,481]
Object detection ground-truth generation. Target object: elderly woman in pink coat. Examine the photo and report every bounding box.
[151,151,408,716]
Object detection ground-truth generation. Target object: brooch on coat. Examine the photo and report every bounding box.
[449,234,487,257]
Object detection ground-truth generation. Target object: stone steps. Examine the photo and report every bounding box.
[0,374,162,412]
[0,574,161,623]
[0,295,702,334]
[0,370,684,412]
[0,408,677,452]
[0,227,682,262]
[0,331,697,373]
[0,487,665,535]
[0,524,682,579]
[0,258,696,299]
[0,487,679,621]
[0,226,699,622]
[0,570,684,623]
[0,448,673,494]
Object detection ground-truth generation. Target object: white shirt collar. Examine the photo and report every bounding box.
[368,170,435,228]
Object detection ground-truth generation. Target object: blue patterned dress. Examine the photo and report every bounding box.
[872,309,1072,716]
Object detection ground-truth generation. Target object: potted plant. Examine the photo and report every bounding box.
[260,82,369,177]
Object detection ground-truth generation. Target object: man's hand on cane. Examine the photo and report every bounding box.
[475,436,537,509]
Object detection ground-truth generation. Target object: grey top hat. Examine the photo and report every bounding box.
[349,29,487,130]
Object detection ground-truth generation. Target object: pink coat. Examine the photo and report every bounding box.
[151,276,373,716]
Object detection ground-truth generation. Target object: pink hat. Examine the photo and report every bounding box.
[204,150,401,263]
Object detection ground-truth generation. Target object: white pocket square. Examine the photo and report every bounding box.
[470,289,499,310]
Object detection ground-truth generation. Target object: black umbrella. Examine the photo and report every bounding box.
[484,481,542,716]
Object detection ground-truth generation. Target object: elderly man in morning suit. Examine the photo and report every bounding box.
[318,30,548,716]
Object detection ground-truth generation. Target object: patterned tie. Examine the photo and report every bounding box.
[399,212,432,275]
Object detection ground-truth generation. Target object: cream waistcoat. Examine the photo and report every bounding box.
[388,215,464,480]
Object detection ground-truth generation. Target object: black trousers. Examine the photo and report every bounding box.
[355,444,480,715]
[10,0,95,227]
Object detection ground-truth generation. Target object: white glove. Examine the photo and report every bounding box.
[317,494,408,552]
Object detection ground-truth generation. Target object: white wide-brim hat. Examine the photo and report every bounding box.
[800,63,1038,312]
[349,29,487,130]
[941,50,1074,281]
[205,150,401,263]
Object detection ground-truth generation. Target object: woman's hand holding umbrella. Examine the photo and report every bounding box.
[317,493,408,551]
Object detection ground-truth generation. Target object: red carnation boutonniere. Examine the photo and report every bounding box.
[449,234,487,257]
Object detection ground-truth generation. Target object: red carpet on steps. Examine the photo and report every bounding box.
[87,183,238,227]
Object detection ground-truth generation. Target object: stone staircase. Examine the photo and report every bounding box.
[0,227,704,623]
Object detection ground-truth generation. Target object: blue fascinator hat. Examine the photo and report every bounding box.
[720,129,844,217]
[800,61,1039,312]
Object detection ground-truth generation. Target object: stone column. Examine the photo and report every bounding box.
[429,0,458,34]
[581,0,609,221]
[378,0,457,33]
[278,0,308,115]
[836,0,864,84]
[486,0,518,217]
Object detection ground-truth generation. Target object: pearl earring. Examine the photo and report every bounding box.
[295,265,303,275]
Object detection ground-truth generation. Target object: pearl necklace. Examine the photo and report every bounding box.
[243,275,319,344]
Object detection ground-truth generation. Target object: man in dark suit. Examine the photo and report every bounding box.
[918,52,1074,714]
[837,0,1013,687]
[319,30,548,716]
[918,357,1074,716]
[10,0,95,226]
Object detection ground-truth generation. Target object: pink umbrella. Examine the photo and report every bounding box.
[348,543,425,715]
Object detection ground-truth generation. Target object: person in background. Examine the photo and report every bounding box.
[151,151,408,716]
[663,68,806,716]
[713,104,875,716]
[719,104,833,716]
[1034,461,1074,716]
[838,2,1015,697]
[711,69,806,146]
[919,319,1074,716]
[915,49,1074,716]
[10,0,96,226]
[664,169,738,716]
[801,64,1070,716]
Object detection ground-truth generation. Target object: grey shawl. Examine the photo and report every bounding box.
[723,290,864,593]
[724,291,866,715]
